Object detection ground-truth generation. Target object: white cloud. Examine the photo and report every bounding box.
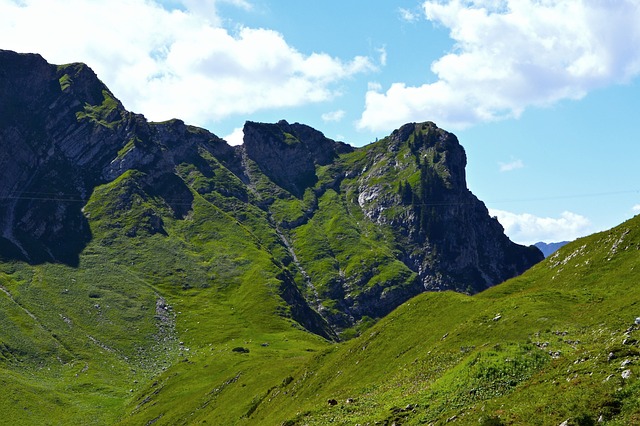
[358,0,640,132]
[321,109,346,123]
[399,7,420,22]
[632,204,640,212]
[377,46,388,66]
[168,0,253,25]
[499,159,524,172]
[489,208,591,245]
[0,0,375,128]
[223,127,244,146]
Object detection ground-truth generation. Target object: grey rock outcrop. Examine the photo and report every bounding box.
[350,122,542,294]
[0,50,238,263]
[242,120,352,197]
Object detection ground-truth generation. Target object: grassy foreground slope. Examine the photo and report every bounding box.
[252,215,640,425]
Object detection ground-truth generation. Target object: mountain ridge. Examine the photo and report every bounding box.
[0,49,542,332]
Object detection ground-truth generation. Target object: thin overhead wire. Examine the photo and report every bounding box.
[0,188,638,207]
[485,189,640,205]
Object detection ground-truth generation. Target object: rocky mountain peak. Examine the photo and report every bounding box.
[242,119,352,197]
[0,51,235,264]
[389,121,467,189]
[346,121,542,295]
[0,51,130,264]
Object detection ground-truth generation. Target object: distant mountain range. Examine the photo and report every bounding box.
[535,241,570,257]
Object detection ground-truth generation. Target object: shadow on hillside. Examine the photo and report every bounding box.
[0,199,92,268]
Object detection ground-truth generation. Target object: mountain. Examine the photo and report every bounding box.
[535,240,570,257]
[0,49,542,330]
[0,50,545,424]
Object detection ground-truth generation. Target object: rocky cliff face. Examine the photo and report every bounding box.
[254,121,543,325]
[0,50,123,264]
[0,50,542,335]
[355,122,541,293]
[242,119,352,197]
[0,50,240,264]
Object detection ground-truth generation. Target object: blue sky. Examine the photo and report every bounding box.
[2,0,640,244]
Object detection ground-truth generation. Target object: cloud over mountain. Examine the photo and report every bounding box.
[0,0,374,127]
[490,208,591,245]
[358,0,640,131]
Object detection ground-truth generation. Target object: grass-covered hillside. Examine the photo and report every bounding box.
[250,214,640,425]
[0,163,334,424]
[3,193,639,425]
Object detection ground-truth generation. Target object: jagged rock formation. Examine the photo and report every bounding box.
[0,50,542,335]
[242,120,543,326]
[243,120,352,197]
[359,122,540,293]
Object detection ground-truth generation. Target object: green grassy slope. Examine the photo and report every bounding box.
[251,215,640,425]
[0,165,333,425]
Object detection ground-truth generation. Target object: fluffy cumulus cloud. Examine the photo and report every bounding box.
[489,208,591,245]
[0,0,374,127]
[223,127,245,146]
[358,0,640,132]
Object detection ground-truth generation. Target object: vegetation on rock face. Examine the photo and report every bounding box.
[76,89,123,127]
[0,51,541,330]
